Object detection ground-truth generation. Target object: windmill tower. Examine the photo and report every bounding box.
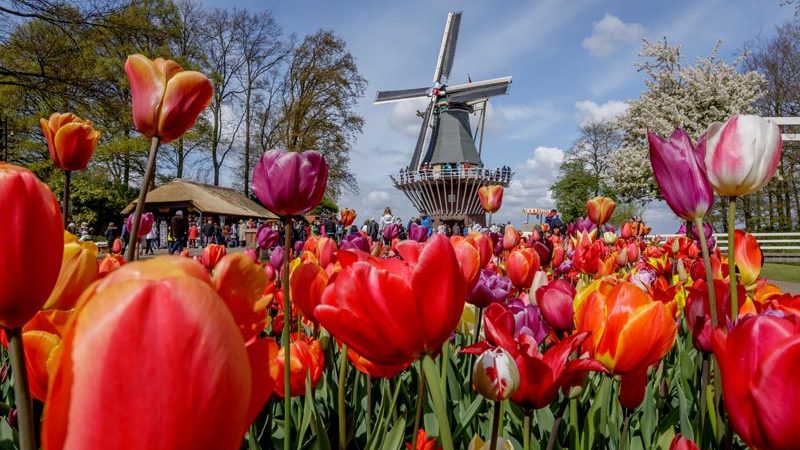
[375,11,514,227]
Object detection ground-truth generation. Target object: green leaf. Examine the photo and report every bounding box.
[453,394,483,440]
[422,355,455,450]
[380,415,407,450]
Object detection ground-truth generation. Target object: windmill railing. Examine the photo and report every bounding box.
[389,167,514,185]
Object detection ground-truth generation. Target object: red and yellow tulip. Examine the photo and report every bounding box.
[39,113,100,171]
[477,185,504,213]
[586,196,616,227]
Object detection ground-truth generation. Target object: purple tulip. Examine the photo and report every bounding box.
[567,217,595,236]
[648,129,714,221]
[269,246,284,270]
[383,223,400,241]
[468,269,512,308]
[293,240,304,254]
[556,260,572,274]
[251,149,329,216]
[256,225,279,250]
[677,221,715,252]
[408,223,428,242]
[493,236,504,256]
[531,240,552,267]
[630,268,657,291]
[506,298,549,344]
[126,212,154,238]
[340,233,369,253]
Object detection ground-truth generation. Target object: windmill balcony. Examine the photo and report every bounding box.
[389,166,513,224]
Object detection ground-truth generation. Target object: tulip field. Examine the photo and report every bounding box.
[0,52,797,450]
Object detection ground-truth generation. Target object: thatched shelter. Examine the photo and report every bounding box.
[122,179,277,220]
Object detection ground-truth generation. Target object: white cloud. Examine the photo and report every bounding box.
[388,98,429,138]
[366,190,391,207]
[574,99,628,126]
[582,14,645,58]
[496,146,565,222]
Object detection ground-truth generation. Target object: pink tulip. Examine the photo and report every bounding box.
[126,212,154,238]
[251,149,328,217]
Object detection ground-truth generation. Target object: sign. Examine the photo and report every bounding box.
[522,208,547,215]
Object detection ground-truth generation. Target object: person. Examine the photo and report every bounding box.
[394,217,407,240]
[231,222,239,247]
[238,220,247,247]
[420,211,432,237]
[169,210,187,254]
[453,222,461,236]
[188,222,199,248]
[324,216,336,241]
[379,207,394,234]
[105,222,119,244]
[144,222,158,255]
[335,220,344,242]
[367,219,379,241]
[202,217,215,247]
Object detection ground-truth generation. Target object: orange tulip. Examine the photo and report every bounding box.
[575,281,676,408]
[21,330,60,401]
[503,225,519,250]
[43,232,99,310]
[452,239,481,290]
[43,257,277,449]
[274,337,325,397]
[39,113,100,171]
[290,260,329,324]
[212,253,269,342]
[347,347,412,378]
[586,196,616,226]
[125,54,213,144]
[0,164,63,329]
[340,208,357,227]
[98,254,124,278]
[466,232,494,268]
[478,185,504,213]
[734,229,762,288]
[506,248,540,290]
[304,235,337,268]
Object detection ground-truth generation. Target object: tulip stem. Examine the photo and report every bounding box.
[694,218,718,328]
[523,410,532,450]
[489,400,501,450]
[684,219,693,240]
[126,136,160,262]
[473,306,483,345]
[619,410,630,450]
[411,361,426,450]
[338,345,348,450]
[282,216,293,450]
[7,327,34,450]
[365,374,372,442]
[546,399,568,450]
[727,198,739,320]
[699,354,709,449]
[61,169,71,228]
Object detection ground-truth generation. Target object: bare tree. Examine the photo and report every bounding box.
[567,120,621,197]
[232,8,288,195]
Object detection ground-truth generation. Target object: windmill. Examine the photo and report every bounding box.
[376,11,514,227]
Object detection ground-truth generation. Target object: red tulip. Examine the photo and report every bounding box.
[0,164,63,328]
[575,281,676,408]
[669,434,699,450]
[406,429,442,450]
[274,337,325,397]
[252,149,329,216]
[42,258,262,450]
[685,279,746,352]
[304,235,337,268]
[452,238,480,290]
[478,185,504,213]
[464,303,605,410]
[111,238,123,254]
[586,196,616,226]
[506,248,540,290]
[39,113,100,171]
[712,314,800,450]
[125,54,213,144]
[315,234,466,366]
[126,212,154,238]
[466,232,493,268]
[201,244,226,270]
[572,240,609,276]
[535,279,575,334]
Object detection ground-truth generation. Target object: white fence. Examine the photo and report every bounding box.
[651,232,800,262]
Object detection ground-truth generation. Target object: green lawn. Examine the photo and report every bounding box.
[762,263,800,283]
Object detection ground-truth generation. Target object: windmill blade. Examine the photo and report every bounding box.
[409,101,434,170]
[433,11,462,84]
[374,87,430,104]
[445,76,512,103]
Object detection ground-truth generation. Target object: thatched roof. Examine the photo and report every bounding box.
[122,179,278,219]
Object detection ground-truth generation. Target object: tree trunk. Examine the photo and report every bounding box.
[212,101,221,186]
[176,137,185,179]
[244,86,252,196]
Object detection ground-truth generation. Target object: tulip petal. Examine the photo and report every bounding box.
[125,54,168,139]
[213,253,269,341]
[609,301,676,374]
[289,261,329,324]
[749,336,800,450]
[23,330,59,401]
[52,122,99,171]
[245,337,279,425]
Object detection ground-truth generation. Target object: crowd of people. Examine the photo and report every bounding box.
[396,163,513,184]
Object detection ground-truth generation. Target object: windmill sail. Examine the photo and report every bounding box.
[433,12,461,84]
[374,87,430,104]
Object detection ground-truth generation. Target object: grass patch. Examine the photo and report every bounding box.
[762,263,800,283]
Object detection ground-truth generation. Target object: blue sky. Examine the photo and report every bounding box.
[203,0,792,232]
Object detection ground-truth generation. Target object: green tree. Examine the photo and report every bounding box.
[550,160,596,223]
